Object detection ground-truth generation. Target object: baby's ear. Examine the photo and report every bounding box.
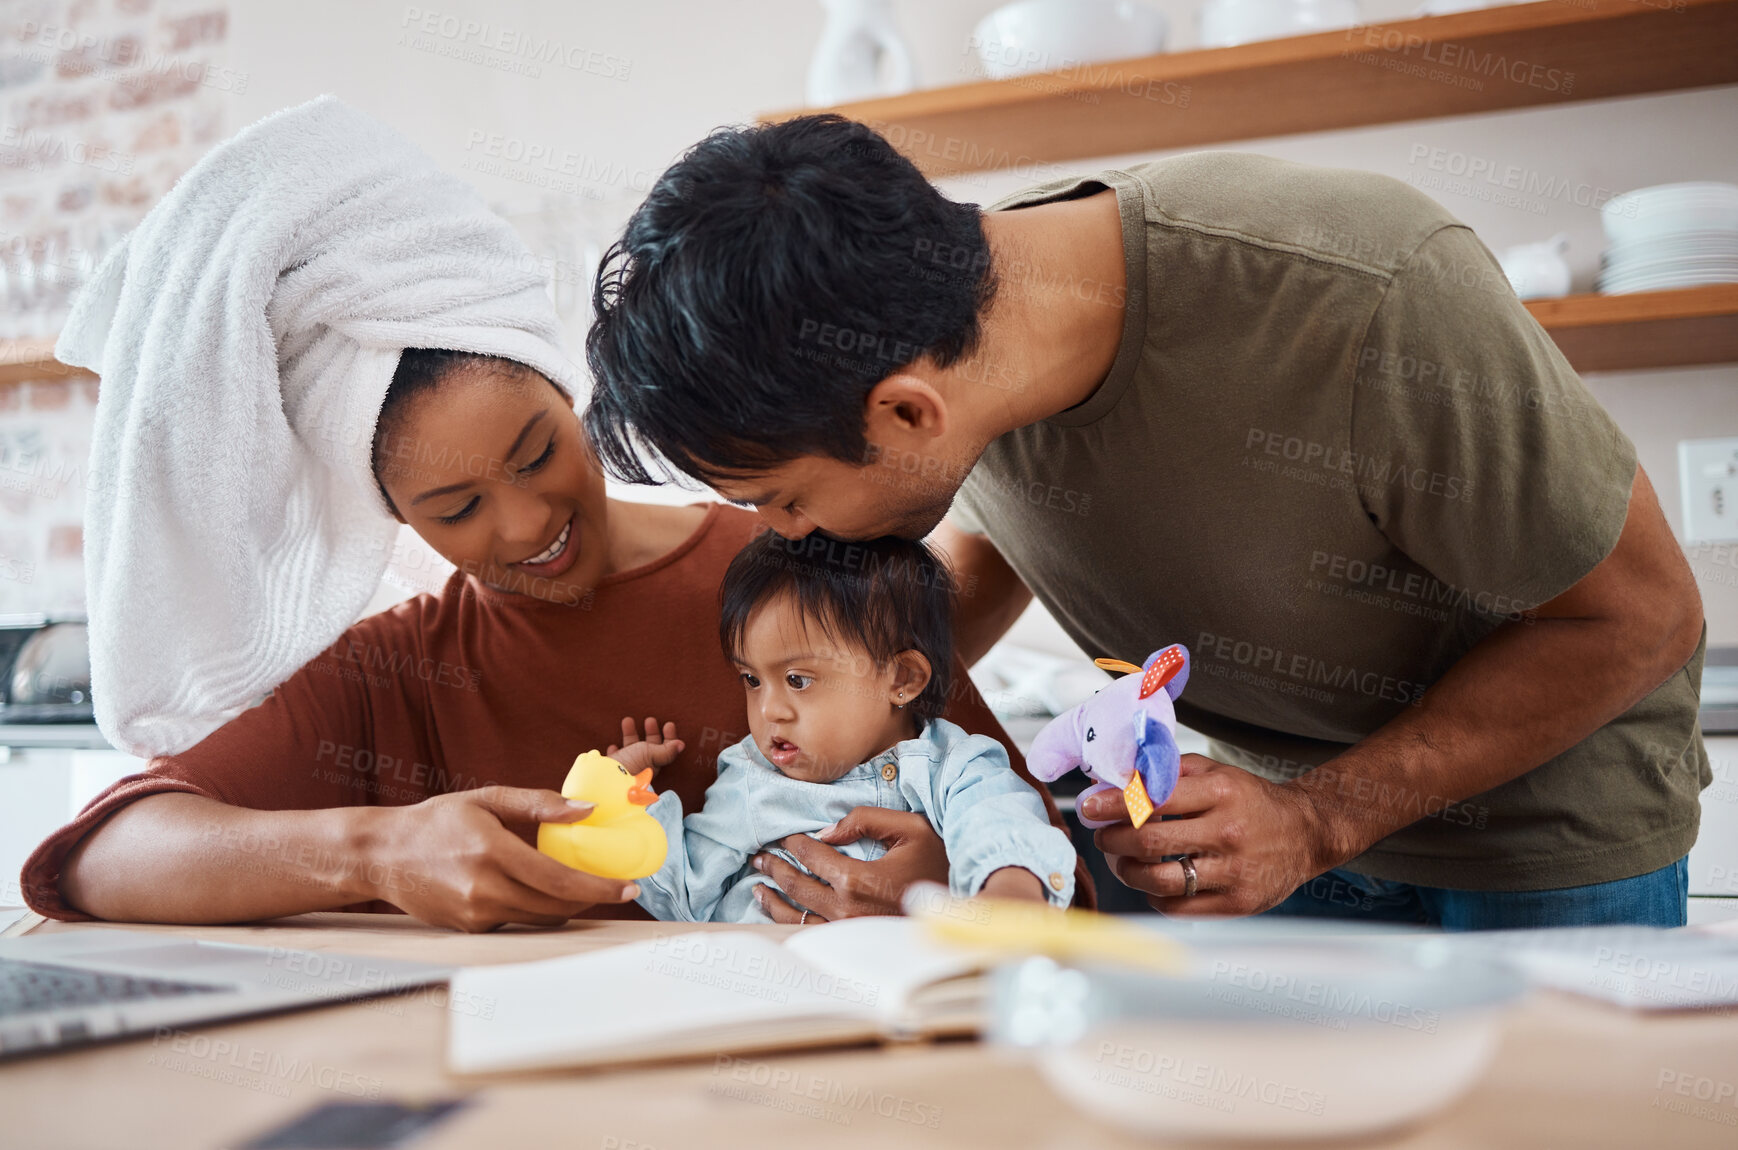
[890,650,933,704]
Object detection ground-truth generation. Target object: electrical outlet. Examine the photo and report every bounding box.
[1679,438,1738,542]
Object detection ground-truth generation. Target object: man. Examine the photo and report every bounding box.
[583,114,1707,928]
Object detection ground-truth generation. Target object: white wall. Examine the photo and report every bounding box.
[223,2,1738,278]
[225,1,1738,640]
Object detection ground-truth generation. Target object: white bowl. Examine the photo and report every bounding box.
[1040,1011,1508,1140]
[995,945,1524,1141]
[1603,233,1738,260]
[972,0,1168,80]
[1605,254,1738,273]
[1602,182,1738,246]
[1599,268,1738,294]
[1200,0,1362,48]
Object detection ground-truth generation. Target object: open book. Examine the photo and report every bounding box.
[447,917,989,1075]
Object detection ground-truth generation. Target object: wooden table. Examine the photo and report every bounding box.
[4,913,1738,1149]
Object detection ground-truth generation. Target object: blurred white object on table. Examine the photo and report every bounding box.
[993,940,1523,1140]
[970,641,1113,718]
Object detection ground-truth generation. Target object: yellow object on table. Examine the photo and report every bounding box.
[537,750,668,881]
[904,884,1188,974]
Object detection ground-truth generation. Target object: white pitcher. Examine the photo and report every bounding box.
[1498,233,1572,300]
[806,0,918,106]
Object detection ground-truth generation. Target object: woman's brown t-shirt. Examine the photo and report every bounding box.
[22,503,1088,920]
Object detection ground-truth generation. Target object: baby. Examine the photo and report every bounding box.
[635,530,1077,923]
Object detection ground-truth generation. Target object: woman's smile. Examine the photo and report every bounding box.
[511,514,578,578]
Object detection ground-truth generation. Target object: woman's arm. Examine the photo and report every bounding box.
[59,786,641,932]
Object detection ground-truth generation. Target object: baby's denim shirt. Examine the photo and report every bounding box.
[636,717,1077,923]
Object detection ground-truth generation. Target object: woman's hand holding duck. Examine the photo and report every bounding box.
[363,786,641,932]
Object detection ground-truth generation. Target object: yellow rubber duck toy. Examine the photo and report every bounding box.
[537,750,668,880]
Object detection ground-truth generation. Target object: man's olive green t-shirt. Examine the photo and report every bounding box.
[948,153,1708,891]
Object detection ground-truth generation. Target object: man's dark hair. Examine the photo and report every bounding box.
[585,115,998,486]
[719,530,956,721]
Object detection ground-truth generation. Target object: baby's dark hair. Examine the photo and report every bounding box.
[719,530,956,721]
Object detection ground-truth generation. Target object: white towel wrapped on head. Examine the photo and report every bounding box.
[57,95,581,759]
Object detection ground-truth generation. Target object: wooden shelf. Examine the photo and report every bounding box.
[1524,283,1738,373]
[766,0,1738,177]
[0,337,93,387]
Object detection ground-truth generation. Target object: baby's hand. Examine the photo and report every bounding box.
[607,716,685,776]
[979,866,1048,903]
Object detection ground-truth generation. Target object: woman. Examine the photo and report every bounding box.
[22,101,1083,931]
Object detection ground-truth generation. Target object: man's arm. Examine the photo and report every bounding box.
[933,520,1033,666]
[1297,464,1700,870]
[1090,465,1705,913]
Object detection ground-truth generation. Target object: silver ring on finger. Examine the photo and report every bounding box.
[799,909,810,925]
[1177,855,1198,899]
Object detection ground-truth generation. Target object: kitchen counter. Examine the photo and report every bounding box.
[0,723,112,750]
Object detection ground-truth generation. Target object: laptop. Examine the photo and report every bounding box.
[0,929,454,1059]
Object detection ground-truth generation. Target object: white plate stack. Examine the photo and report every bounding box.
[1598,182,1738,295]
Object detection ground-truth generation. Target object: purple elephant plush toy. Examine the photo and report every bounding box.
[1028,645,1190,830]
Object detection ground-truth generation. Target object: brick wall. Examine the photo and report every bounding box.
[0,0,235,615]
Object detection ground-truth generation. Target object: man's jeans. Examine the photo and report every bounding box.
[1265,857,1689,930]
